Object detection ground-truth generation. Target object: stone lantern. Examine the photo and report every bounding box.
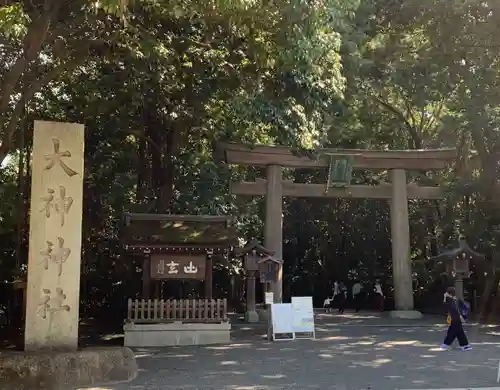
[234,239,278,323]
[430,237,485,300]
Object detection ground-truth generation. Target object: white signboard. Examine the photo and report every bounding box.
[270,303,295,341]
[291,296,315,339]
[265,292,274,305]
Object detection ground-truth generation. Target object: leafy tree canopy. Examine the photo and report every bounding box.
[2,0,500,322]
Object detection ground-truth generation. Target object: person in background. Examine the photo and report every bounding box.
[440,286,472,351]
[337,280,347,314]
[352,281,363,312]
[332,280,340,299]
[323,296,333,312]
[332,281,340,304]
[373,280,384,312]
[323,281,337,313]
[324,281,340,314]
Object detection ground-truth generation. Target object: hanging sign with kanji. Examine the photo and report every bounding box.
[326,154,354,189]
[150,254,206,280]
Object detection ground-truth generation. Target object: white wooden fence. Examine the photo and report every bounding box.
[126,298,228,323]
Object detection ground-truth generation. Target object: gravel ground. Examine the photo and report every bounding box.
[97,313,500,390]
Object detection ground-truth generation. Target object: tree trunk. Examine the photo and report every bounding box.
[143,102,162,211]
[0,2,66,165]
[478,271,496,322]
[488,279,500,322]
[149,127,162,206]
[157,127,179,213]
[135,133,148,206]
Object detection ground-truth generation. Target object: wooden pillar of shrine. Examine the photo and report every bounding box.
[264,165,283,303]
[204,253,213,299]
[142,252,151,299]
[389,169,415,312]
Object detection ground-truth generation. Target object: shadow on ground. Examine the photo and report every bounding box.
[93,325,500,390]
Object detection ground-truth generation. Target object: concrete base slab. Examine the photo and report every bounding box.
[388,310,423,319]
[245,310,259,323]
[0,347,137,390]
[124,322,231,347]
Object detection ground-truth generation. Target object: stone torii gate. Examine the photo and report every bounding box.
[216,142,457,317]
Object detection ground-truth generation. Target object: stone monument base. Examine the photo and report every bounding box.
[0,346,137,390]
[245,310,259,323]
[388,310,423,319]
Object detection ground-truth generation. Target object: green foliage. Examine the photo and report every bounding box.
[0,4,26,38]
[2,0,500,318]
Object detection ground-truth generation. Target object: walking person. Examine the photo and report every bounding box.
[337,281,347,314]
[373,280,384,312]
[440,286,472,351]
[332,280,340,300]
[352,281,363,312]
[323,296,334,313]
[324,281,340,314]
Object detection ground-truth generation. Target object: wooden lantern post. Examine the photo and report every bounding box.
[245,254,258,322]
[431,237,485,301]
[234,239,277,323]
[454,252,470,300]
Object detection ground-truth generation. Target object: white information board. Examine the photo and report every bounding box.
[270,303,295,341]
[265,292,274,304]
[291,296,315,339]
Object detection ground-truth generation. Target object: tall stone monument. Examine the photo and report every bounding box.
[25,121,84,350]
[0,121,137,389]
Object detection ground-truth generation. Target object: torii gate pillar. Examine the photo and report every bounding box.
[264,165,283,303]
[389,169,421,318]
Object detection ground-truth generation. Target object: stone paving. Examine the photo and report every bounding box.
[101,313,500,390]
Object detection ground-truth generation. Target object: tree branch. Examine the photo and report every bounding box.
[0,1,63,117]
[371,93,410,127]
[371,93,423,148]
[418,106,427,133]
[424,100,444,133]
[0,55,84,164]
[0,28,123,164]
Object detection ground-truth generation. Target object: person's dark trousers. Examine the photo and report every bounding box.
[375,294,384,311]
[337,296,345,314]
[354,293,361,312]
[443,320,469,346]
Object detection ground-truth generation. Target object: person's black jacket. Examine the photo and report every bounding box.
[444,295,462,323]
